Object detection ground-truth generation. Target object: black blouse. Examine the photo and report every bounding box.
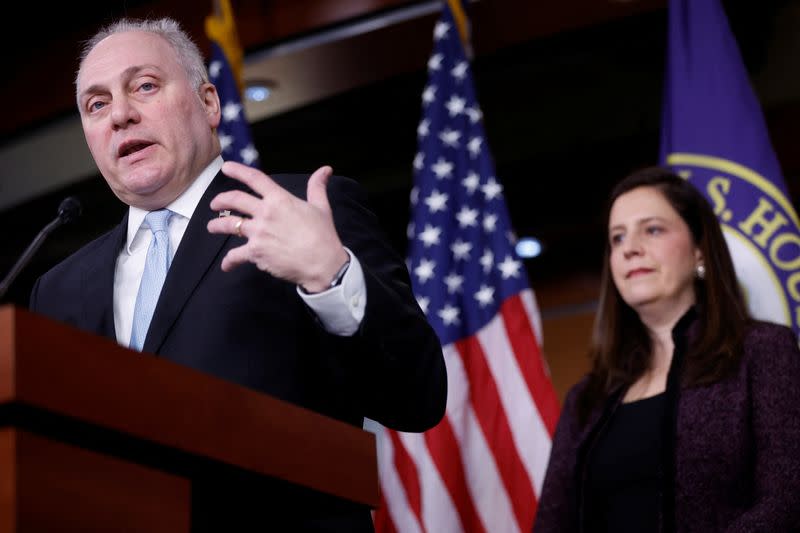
[584,392,666,532]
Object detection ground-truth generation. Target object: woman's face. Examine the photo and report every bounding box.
[608,186,703,318]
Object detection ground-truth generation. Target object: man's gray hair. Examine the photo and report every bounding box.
[76,17,209,92]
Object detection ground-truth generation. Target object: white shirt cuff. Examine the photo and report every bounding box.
[296,247,366,336]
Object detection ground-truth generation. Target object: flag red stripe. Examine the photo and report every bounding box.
[373,493,399,533]
[455,335,537,531]
[425,417,487,533]
[388,430,426,533]
[501,295,561,436]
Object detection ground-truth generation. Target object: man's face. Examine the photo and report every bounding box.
[77,31,221,210]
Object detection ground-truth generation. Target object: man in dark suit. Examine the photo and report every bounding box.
[29,17,446,532]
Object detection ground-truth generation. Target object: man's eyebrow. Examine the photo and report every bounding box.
[79,64,163,101]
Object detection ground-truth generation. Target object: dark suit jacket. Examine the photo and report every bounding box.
[533,319,800,533]
[30,171,447,532]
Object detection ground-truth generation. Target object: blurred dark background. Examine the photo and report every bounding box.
[1,0,798,312]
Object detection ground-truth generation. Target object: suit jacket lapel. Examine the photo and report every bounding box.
[83,216,127,341]
[142,172,241,353]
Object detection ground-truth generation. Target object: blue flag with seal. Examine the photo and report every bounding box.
[660,0,800,339]
[205,0,261,168]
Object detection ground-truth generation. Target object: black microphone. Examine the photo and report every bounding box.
[0,196,83,301]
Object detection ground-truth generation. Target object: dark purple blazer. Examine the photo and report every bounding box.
[534,320,800,532]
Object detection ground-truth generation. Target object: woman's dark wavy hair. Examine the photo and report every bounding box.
[577,166,750,425]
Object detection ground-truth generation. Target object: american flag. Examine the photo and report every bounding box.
[206,0,261,168]
[374,2,561,532]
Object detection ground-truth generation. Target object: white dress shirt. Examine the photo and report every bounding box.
[114,156,367,347]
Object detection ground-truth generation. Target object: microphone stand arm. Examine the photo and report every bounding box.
[0,217,65,301]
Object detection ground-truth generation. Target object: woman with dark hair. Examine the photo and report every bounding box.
[534,167,800,532]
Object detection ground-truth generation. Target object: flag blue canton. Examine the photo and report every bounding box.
[207,42,260,168]
[408,8,529,346]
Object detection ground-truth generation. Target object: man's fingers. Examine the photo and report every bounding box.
[212,162,340,280]
[209,189,262,217]
[207,214,248,237]
[221,161,281,198]
[220,245,250,272]
[306,166,333,214]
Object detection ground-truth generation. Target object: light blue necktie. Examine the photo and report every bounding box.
[129,209,173,351]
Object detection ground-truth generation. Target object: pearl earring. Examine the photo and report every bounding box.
[696,264,706,280]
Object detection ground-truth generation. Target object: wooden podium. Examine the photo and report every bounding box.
[0,305,379,532]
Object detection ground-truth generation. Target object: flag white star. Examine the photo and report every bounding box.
[414,258,436,284]
[483,213,498,233]
[474,285,495,307]
[455,206,479,228]
[439,128,461,148]
[208,60,222,79]
[422,85,437,105]
[480,249,494,273]
[417,296,430,315]
[417,119,430,138]
[410,186,419,205]
[438,304,460,326]
[451,239,473,261]
[428,53,444,71]
[445,95,466,117]
[431,158,454,179]
[413,152,425,171]
[240,144,259,165]
[451,61,468,82]
[462,171,480,194]
[467,137,483,158]
[418,224,442,247]
[219,133,233,153]
[498,255,522,279]
[482,177,503,200]
[434,21,450,40]
[222,101,242,122]
[444,272,464,294]
[466,106,483,123]
[424,189,448,213]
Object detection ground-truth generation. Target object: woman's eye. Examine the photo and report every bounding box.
[647,226,664,235]
[610,234,623,246]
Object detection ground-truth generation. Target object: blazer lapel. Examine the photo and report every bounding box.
[82,216,127,341]
[142,172,242,353]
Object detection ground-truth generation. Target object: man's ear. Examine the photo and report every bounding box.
[200,82,221,129]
